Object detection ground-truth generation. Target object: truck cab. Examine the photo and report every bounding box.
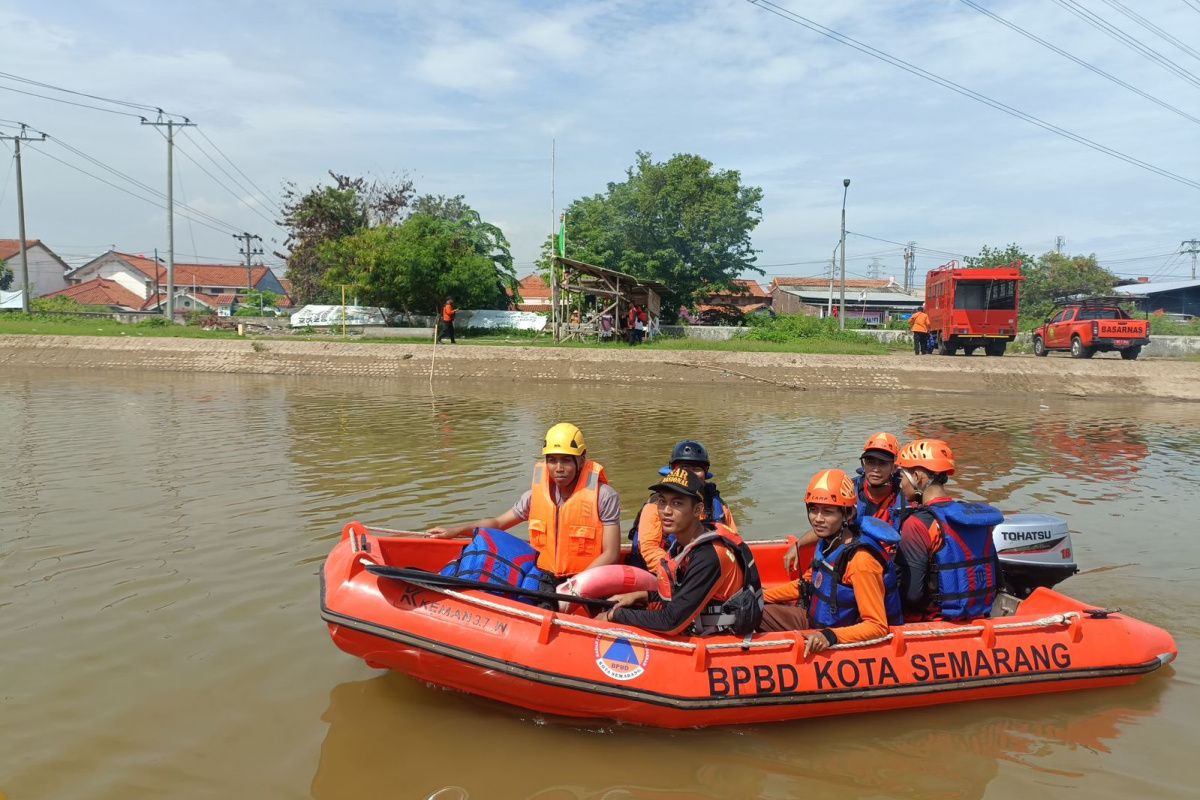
[1032,299,1150,360]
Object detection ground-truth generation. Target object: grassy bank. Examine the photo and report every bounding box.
[0,313,900,355]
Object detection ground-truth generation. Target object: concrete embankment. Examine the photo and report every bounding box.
[1,335,1198,401]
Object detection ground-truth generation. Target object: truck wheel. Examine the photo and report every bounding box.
[963,346,977,356]
[1070,335,1094,359]
[985,341,1007,357]
[1120,346,1141,360]
[1033,336,1047,357]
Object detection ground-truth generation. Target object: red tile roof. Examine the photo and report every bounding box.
[107,252,270,289]
[769,276,890,292]
[0,239,41,262]
[45,277,144,310]
[278,278,294,296]
[516,274,551,299]
[697,301,771,314]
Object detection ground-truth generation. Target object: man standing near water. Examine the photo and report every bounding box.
[908,306,930,355]
[438,296,456,344]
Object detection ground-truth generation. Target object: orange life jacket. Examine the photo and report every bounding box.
[442,303,455,323]
[528,459,609,576]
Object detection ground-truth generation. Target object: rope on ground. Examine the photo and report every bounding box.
[662,360,807,391]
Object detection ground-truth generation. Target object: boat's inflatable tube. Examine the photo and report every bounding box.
[557,564,659,611]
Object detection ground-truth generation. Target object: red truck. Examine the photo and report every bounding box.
[925,260,1022,356]
[1031,297,1150,360]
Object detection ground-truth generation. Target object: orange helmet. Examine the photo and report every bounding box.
[897,439,956,476]
[805,469,857,508]
[862,432,900,458]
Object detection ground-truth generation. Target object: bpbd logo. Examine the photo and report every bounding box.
[594,633,650,681]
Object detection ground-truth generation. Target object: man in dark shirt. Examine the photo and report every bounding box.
[599,469,745,635]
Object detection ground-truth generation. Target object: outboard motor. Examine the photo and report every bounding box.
[993,513,1079,599]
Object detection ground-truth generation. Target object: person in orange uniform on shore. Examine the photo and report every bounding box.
[627,440,737,581]
[599,468,761,636]
[759,469,903,656]
[909,306,931,355]
[428,423,622,581]
[437,296,456,344]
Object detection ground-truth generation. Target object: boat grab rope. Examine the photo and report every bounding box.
[361,559,1084,655]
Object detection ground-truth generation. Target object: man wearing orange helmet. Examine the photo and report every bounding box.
[895,439,1003,622]
[760,469,903,656]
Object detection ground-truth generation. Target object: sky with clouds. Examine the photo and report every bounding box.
[2,0,1199,286]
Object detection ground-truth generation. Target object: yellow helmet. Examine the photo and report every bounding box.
[542,422,587,456]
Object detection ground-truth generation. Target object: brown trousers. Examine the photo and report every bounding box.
[758,603,811,632]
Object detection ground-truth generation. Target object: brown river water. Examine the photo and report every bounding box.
[2,367,1198,799]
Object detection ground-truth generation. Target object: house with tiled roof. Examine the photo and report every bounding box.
[510,273,551,313]
[0,239,71,297]
[44,277,146,311]
[63,250,288,315]
[695,279,771,322]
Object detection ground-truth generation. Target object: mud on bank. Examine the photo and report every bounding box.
[1,335,1197,401]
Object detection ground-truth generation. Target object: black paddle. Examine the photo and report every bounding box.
[365,564,616,610]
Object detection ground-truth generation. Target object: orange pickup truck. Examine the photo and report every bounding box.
[1032,298,1150,360]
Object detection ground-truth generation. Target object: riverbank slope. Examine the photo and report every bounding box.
[1,334,1197,401]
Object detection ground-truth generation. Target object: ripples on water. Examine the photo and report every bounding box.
[1,367,1198,799]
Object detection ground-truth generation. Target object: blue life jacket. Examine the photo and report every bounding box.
[853,469,905,529]
[925,501,1003,621]
[808,516,905,629]
[439,528,548,604]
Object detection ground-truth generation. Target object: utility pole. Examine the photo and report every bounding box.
[1,124,47,312]
[827,250,836,317]
[904,241,916,292]
[141,113,195,319]
[1182,239,1200,280]
[234,232,263,290]
[839,179,850,329]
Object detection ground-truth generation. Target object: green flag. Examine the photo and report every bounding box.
[556,214,566,257]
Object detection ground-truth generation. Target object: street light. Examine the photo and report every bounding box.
[839,178,850,329]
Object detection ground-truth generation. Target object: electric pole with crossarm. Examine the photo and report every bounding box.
[1,123,47,312]
[141,113,195,319]
[234,232,263,291]
[1182,239,1200,280]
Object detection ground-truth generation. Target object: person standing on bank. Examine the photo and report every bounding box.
[908,306,930,355]
[427,423,622,581]
[438,296,456,344]
[598,468,762,636]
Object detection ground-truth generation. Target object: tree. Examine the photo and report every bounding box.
[319,213,507,314]
[411,194,518,302]
[234,290,282,316]
[963,243,1032,271]
[1021,251,1118,323]
[279,172,414,305]
[0,259,11,291]
[542,151,763,315]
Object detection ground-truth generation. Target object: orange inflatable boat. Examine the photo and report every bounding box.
[320,523,1177,729]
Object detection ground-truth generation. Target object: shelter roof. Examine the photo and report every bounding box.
[555,257,669,293]
[780,286,923,305]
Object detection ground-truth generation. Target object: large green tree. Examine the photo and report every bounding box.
[965,244,1118,324]
[319,213,508,314]
[278,172,414,305]
[411,194,518,302]
[543,151,763,314]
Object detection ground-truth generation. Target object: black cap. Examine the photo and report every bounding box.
[649,467,705,501]
[670,439,710,466]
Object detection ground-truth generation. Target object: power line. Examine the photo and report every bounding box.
[1048,0,1200,90]
[192,128,281,215]
[166,130,279,229]
[847,231,968,259]
[24,142,240,237]
[957,0,1200,127]
[744,1,1200,192]
[0,81,147,119]
[1095,0,1200,64]
[0,70,182,116]
[1183,0,1200,17]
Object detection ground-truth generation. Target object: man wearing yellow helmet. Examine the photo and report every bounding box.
[429,422,622,579]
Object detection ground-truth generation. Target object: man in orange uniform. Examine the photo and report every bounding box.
[599,468,761,636]
[428,423,622,580]
[628,440,737,579]
[909,306,931,355]
[759,469,903,657]
[437,296,456,344]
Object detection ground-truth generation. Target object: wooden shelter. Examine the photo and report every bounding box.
[551,257,668,341]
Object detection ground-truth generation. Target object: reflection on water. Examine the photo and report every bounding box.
[1,368,1198,799]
